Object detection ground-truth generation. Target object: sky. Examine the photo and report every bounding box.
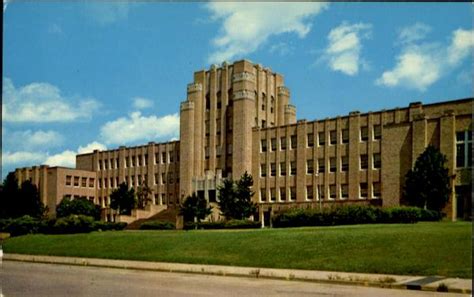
[2,1,473,179]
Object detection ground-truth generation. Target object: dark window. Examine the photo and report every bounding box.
[341,184,348,199]
[280,187,286,201]
[280,162,286,176]
[361,127,368,142]
[260,164,267,177]
[280,137,287,150]
[341,156,349,171]
[306,186,313,200]
[270,163,276,177]
[360,183,368,198]
[373,125,381,140]
[290,161,296,175]
[307,133,314,147]
[261,139,267,152]
[330,157,336,172]
[271,138,277,151]
[318,131,325,146]
[318,158,325,173]
[373,153,381,169]
[306,160,314,174]
[342,129,349,144]
[291,135,297,149]
[330,130,337,145]
[360,155,368,170]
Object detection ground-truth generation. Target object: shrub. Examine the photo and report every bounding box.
[93,221,128,231]
[56,197,101,220]
[52,215,96,234]
[223,219,260,229]
[418,209,442,221]
[139,221,175,230]
[387,207,419,224]
[0,219,12,232]
[5,215,41,237]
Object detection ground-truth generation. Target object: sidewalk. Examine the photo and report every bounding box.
[4,253,472,295]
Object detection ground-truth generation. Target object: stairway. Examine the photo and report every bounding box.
[125,207,179,230]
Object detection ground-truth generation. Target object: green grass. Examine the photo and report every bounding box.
[3,222,471,278]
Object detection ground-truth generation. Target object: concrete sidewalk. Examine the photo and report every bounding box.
[4,253,472,295]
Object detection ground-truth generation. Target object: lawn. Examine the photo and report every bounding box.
[3,222,471,278]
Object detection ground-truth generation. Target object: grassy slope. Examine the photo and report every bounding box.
[3,222,471,278]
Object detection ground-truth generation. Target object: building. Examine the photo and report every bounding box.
[15,60,473,222]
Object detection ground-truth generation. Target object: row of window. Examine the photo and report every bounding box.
[65,176,95,188]
[97,193,175,208]
[260,182,381,202]
[63,195,95,202]
[260,126,382,152]
[97,173,179,189]
[97,152,177,171]
[260,154,381,177]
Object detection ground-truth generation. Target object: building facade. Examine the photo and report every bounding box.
[14,60,473,221]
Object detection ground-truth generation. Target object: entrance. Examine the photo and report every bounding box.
[455,186,472,220]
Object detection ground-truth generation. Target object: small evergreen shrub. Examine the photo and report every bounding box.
[139,221,175,230]
[223,219,260,229]
[93,221,128,231]
[52,215,96,234]
[5,215,41,237]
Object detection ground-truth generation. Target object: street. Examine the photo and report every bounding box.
[1,261,468,297]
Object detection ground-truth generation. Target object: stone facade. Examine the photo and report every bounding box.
[13,60,473,221]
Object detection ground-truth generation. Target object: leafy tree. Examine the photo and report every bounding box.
[218,171,257,220]
[56,197,101,220]
[110,182,136,215]
[404,145,451,212]
[136,180,152,209]
[0,172,20,218]
[180,193,212,223]
[19,180,47,219]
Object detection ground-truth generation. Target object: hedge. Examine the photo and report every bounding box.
[272,205,442,228]
[139,221,175,230]
[185,219,260,230]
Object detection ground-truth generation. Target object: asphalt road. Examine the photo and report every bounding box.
[1,261,468,297]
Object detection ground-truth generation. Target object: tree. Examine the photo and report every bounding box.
[19,180,47,219]
[110,182,136,215]
[136,180,152,209]
[56,197,101,220]
[404,145,451,212]
[180,193,212,223]
[217,171,257,220]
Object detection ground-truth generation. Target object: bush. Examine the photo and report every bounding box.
[52,215,96,234]
[272,206,434,228]
[139,221,175,230]
[184,220,259,230]
[56,197,101,220]
[5,215,41,237]
[0,219,12,232]
[93,221,128,231]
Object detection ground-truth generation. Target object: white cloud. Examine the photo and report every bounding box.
[132,97,154,109]
[44,150,77,168]
[323,22,372,76]
[206,2,328,64]
[2,151,46,166]
[398,22,431,45]
[376,28,474,91]
[84,2,130,25]
[2,77,100,123]
[100,112,180,145]
[5,130,64,150]
[269,42,293,56]
[78,141,107,154]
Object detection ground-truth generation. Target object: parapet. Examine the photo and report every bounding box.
[187,83,203,93]
[180,100,195,111]
[277,86,290,97]
[234,90,256,101]
[233,71,256,83]
[285,104,296,114]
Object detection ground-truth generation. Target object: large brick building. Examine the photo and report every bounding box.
[15,60,472,223]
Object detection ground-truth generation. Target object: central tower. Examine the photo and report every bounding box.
[179,60,296,201]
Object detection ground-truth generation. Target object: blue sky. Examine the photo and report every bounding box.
[2,2,473,179]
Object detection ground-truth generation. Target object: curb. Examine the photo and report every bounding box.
[3,253,472,294]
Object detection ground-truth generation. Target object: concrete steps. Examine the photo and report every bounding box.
[125,208,179,230]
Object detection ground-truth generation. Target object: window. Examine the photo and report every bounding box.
[262,104,265,111]
[125,157,129,168]
[155,173,158,185]
[262,120,266,128]
[279,187,286,201]
[373,153,381,169]
[291,135,297,149]
[155,154,158,164]
[270,188,276,201]
[341,156,349,172]
[361,126,368,142]
[330,130,337,145]
[205,120,210,136]
[280,137,287,150]
[280,162,286,176]
[456,130,472,168]
[81,177,87,187]
[261,139,267,152]
[318,131,325,146]
[329,185,336,199]
[217,92,222,109]
[270,96,275,114]
[162,152,166,164]
[98,160,102,170]
[132,156,136,167]
[318,184,325,200]
[144,155,147,166]
[341,184,348,199]
[289,187,296,201]
[260,164,267,177]
[138,155,142,167]
[342,129,349,144]
[98,179,102,189]
[168,172,174,184]
[306,186,313,200]
[205,146,209,159]
[66,175,72,186]
[373,182,381,198]
[271,138,277,151]
[360,155,368,170]
[318,158,325,174]
[89,178,95,188]
[104,160,108,170]
[270,163,276,177]
[306,159,314,174]
[110,177,114,188]
[205,94,210,110]
[307,133,314,147]
[360,183,368,198]
[74,176,79,187]
[330,157,336,173]
[290,161,296,175]
[116,177,119,188]
[104,178,108,188]
[260,189,267,202]
[162,173,166,184]
[373,125,381,140]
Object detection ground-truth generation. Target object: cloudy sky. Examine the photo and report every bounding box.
[2,2,473,179]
